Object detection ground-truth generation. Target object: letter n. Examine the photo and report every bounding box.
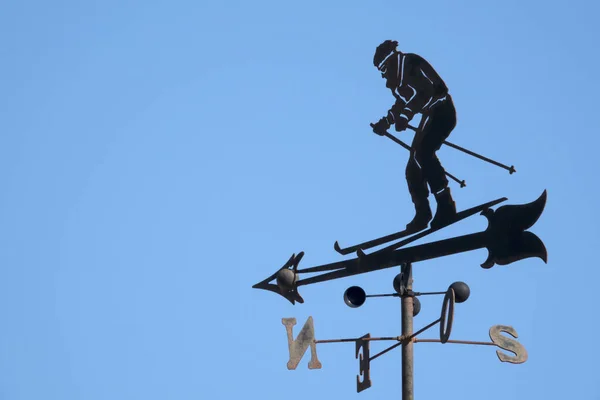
[281,317,322,370]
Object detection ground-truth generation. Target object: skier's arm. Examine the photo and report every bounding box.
[389,85,426,124]
[386,98,408,125]
[394,93,417,122]
[392,56,449,122]
[385,57,414,124]
[387,56,422,123]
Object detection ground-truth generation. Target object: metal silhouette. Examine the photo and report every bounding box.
[370,40,515,233]
[252,39,547,398]
[372,40,459,232]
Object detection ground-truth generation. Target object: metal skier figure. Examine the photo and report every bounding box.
[371,40,458,232]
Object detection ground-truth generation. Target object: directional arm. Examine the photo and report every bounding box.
[298,232,487,286]
[253,191,547,304]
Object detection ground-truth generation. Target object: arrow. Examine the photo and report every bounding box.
[253,190,547,304]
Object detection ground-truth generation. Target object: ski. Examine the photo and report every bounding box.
[355,196,508,258]
[335,197,508,256]
[334,228,419,256]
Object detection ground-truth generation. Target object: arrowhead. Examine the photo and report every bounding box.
[252,252,305,304]
[480,190,548,268]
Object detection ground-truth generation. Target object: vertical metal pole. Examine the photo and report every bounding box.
[401,263,414,400]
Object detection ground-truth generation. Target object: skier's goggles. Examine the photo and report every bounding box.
[376,51,396,74]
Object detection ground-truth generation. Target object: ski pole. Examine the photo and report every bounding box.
[384,132,466,188]
[407,125,516,174]
[371,124,466,188]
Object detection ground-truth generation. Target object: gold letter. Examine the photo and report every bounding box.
[281,317,322,370]
[489,325,528,364]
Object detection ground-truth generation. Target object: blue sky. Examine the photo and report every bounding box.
[1,0,599,399]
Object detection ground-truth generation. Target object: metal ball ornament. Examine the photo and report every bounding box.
[449,281,470,303]
[276,269,297,291]
[344,286,367,308]
[413,297,421,317]
[393,273,405,295]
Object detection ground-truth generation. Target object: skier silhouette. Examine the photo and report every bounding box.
[371,40,458,232]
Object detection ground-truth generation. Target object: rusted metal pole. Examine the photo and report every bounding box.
[401,263,414,400]
[314,336,401,344]
[413,338,495,346]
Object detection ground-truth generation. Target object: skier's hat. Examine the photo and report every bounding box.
[373,40,398,70]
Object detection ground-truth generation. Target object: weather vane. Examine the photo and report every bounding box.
[252,40,547,399]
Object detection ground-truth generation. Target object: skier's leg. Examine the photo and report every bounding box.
[416,127,449,193]
[415,100,457,228]
[404,144,432,232]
